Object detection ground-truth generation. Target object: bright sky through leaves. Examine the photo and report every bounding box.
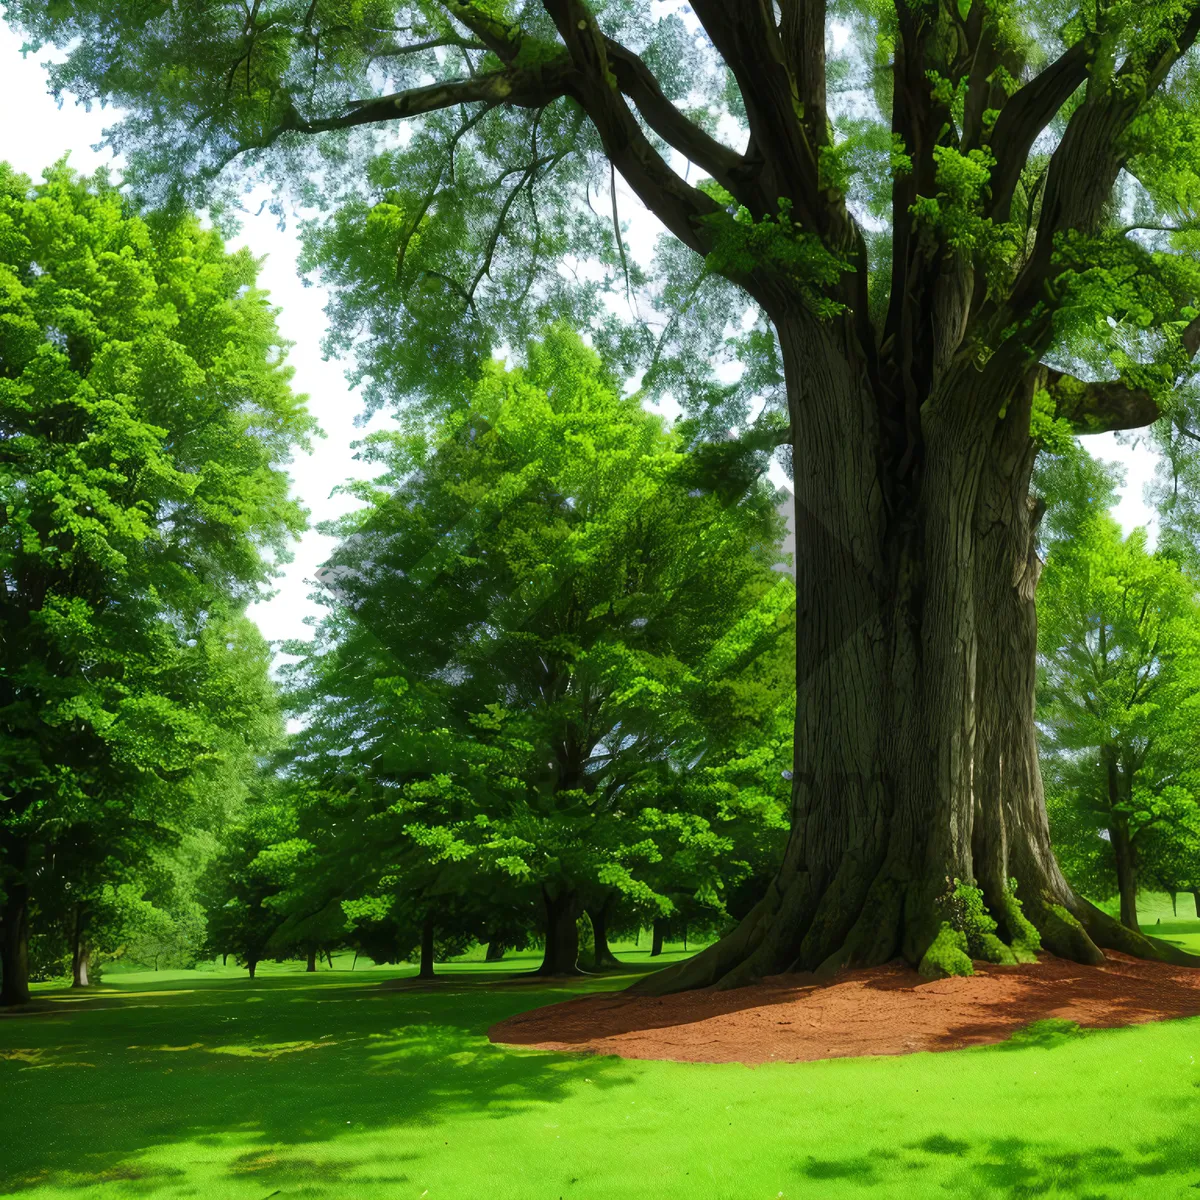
[0,14,1163,647]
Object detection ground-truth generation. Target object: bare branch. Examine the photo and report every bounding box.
[276,58,577,136]
[539,0,733,269]
[601,37,748,198]
[986,38,1091,222]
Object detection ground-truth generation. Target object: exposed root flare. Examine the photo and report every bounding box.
[628,861,1200,996]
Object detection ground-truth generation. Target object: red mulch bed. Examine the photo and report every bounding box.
[488,952,1200,1064]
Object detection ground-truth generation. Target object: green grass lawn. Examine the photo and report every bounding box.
[5,918,1200,1200]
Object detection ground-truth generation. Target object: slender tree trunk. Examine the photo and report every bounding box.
[1193,890,1200,919]
[1111,820,1140,932]
[1171,892,1178,917]
[485,939,505,962]
[222,952,228,966]
[631,319,1191,997]
[0,879,31,1006]
[418,915,435,980]
[682,922,688,952]
[650,919,665,958]
[536,885,581,976]
[352,950,359,970]
[306,947,317,972]
[247,958,257,980]
[586,896,620,969]
[71,905,90,988]
[326,949,334,968]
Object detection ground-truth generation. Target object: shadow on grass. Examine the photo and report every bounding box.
[0,967,640,1194]
[800,1127,1200,1197]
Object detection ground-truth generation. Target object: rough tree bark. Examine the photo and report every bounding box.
[418,915,436,980]
[586,895,620,969]
[306,946,317,972]
[650,919,665,958]
[485,939,505,962]
[634,314,1199,995]
[0,878,31,1006]
[536,885,581,976]
[71,905,90,988]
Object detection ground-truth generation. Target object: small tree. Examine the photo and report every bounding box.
[280,328,794,974]
[1039,514,1200,930]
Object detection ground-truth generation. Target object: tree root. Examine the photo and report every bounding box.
[1074,898,1200,968]
[628,868,1200,997]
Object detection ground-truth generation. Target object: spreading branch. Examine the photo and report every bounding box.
[1046,371,1160,435]
[277,57,577,136]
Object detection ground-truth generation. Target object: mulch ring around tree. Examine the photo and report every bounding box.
[487,952,1200,1064]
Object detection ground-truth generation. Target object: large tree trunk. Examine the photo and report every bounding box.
[633,318,1195,996]
[485,939,505,962]
[586,896,620,969]
[306,946,317,972]
[0,880,31,1006]
[1111,819,1140,933]
[418,915,435,980]
[536,885,581,976]
[71,905,90,988]
[650,919,665,957]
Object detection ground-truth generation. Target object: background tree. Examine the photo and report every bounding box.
[27,0,1200,984]
[0,162,311,1004]
[278,328,794,974]
[1039,512,1200,930]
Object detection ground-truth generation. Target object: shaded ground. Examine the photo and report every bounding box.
[5,910,1200,1199]
[491,951,1200,1064]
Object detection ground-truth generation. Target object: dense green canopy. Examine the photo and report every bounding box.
[0,162,310,1002]
[271,328,793,972]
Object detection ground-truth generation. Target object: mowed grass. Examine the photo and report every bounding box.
[4,915,1200,1200]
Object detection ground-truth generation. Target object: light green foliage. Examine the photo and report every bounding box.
[1039,503,1200,913]
[0,162,307,988]
[700,198,850,318]
[1028,387,1076,453]
[275,327,793,947]
[911,146,1010,261]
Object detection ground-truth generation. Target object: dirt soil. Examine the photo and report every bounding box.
[488,952,1200,1064]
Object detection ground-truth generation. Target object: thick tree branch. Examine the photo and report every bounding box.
[602,37,748,198]
[688,0,825,231]
[278,58,577,135]
[539,0,735,272]
[778,0,828,155]
[440,1,523,61]
[1011,3,1200,316]
[986,38,1091,222]
[1046,370,1160,434]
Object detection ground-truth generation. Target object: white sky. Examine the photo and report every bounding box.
[0,19,1163,660]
